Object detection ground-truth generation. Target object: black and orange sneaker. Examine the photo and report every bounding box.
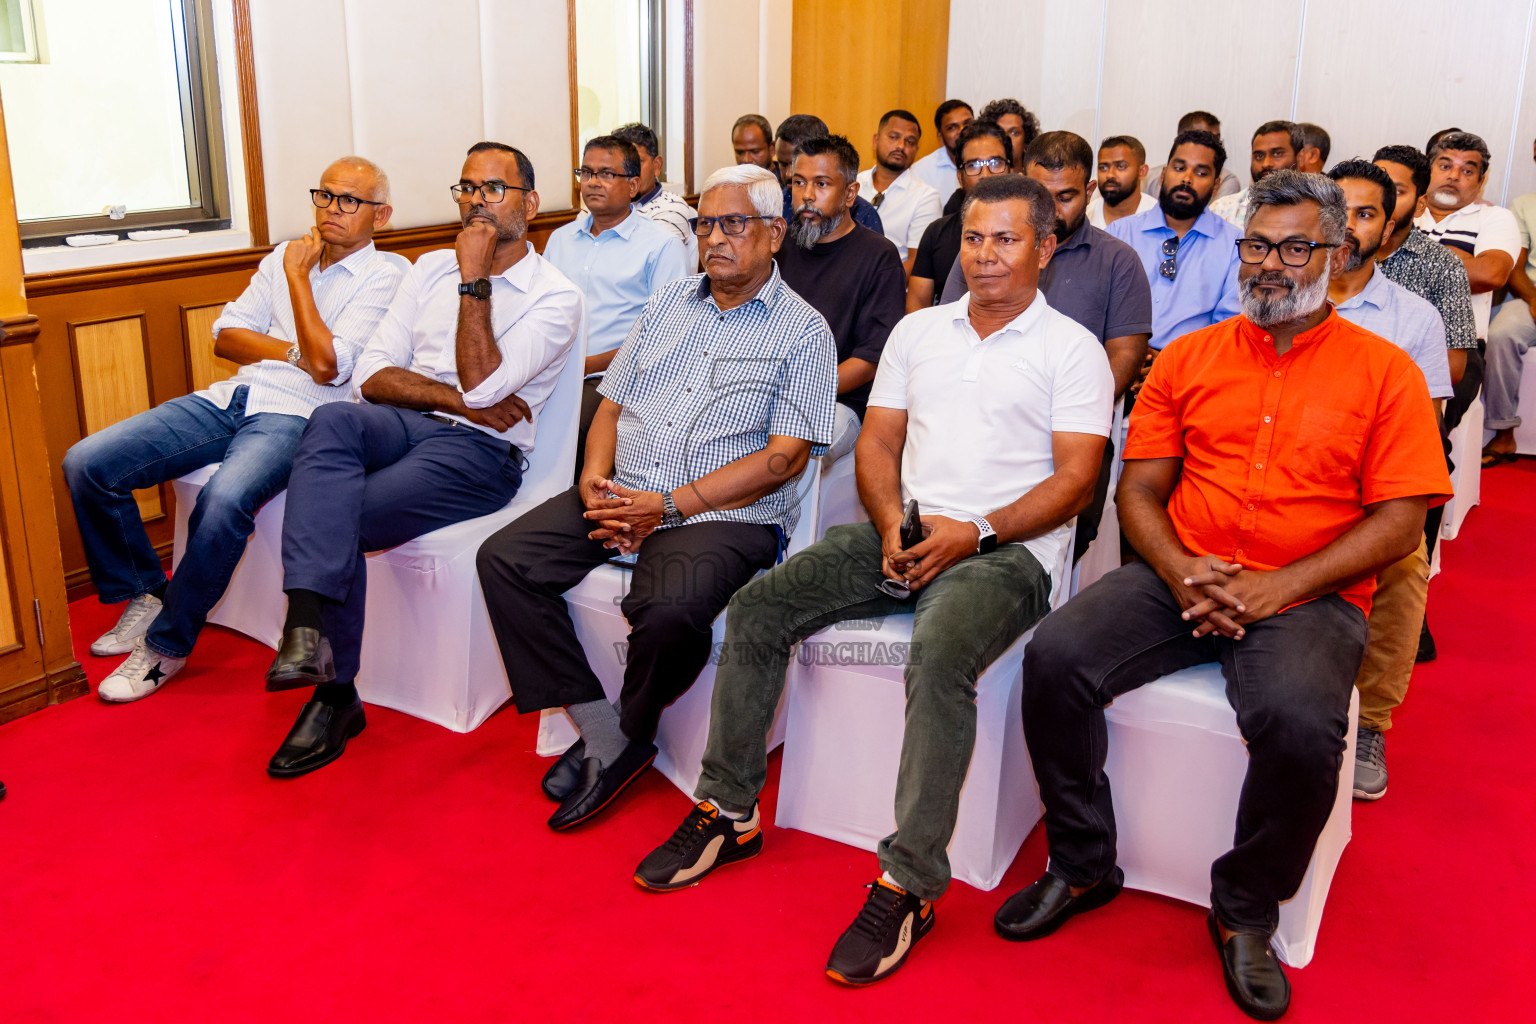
[633,801,763,891]
[825,879,935,986]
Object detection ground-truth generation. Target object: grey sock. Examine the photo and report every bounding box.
[567,699,627,768]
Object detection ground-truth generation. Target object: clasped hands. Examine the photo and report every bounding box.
[1165,554,1296,640]
[580,473,665,553]
[881,515,980,594]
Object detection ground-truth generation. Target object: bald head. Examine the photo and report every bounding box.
[326,155,390,204]
[313,157,392,250]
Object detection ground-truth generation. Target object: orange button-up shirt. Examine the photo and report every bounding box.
[1124,309,1453,615]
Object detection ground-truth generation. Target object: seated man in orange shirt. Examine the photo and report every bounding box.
[993,171,1451,1021]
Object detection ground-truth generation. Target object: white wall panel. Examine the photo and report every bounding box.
[693,0,761,186]
[249,0,354,243]
[481,1,575,215]
[1478,0,1536,205]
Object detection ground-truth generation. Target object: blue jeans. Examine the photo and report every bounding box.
[280,403,523,682]
[62,387,308,658]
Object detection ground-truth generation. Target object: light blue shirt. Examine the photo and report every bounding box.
[1334,267,1452,400]
[542,207,691,364]
[1108,206,1242,349]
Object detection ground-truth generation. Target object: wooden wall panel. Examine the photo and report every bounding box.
[183,303,240,392]
[790,0,951,161]
[0,504,18,650]
[67,316,163,521]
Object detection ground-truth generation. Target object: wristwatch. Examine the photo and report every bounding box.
[458,277,491,300]
[970,514,998,555]
[661,490,685,529]
[285,344,302,366]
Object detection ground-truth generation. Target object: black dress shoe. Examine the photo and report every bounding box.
[0,779,6,801]
[993,866,1124,941]
[547,740,658,831]
[265,627,336,692]
[1208,910,1289,1020]
[541,739,586,801]
[1415,618,1437,662]
[267,699,366,778]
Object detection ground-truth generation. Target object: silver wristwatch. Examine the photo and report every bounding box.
[285,344,302,366]
[661,490,685,529]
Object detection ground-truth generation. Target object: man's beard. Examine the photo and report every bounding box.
[1343,229,1382,272]
[1098,179,1134,206]
[462,207,521,240]
[1158,183,1210,220]
[877,149,909,173]
[787,204,842,249]
[1053,212,1084,244]
[1240,264,1332,327]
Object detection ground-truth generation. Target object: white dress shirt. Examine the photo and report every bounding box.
[1086,190,1158,229]
[1415,202,1523,338]
[910,146,960,204]
[856,167,943,260]
[353,245,583,452]
[866,290,1114,576]
[204,241,402,418]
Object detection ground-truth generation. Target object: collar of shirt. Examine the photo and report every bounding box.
[860,167,914,197]
[1235,307,1340,356]
[1055,216,1093,253]
[1138,206,1228,241]
[635,182,663,206]
[950,288,1048,343]
[575,207,641,241]
[322,240,379,277]
[1334,267,1392,313]
[692,263,785,314]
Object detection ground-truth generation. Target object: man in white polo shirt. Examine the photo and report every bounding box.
[632,174,1113,986]
[857,108,944,273]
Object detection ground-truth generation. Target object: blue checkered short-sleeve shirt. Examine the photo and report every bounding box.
[598,267,837,536]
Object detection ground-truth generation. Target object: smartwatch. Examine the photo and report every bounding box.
[971,515,998,555]
[458,278,491,300]
[661,490,685,529]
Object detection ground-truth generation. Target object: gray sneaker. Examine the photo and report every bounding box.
[1353,726,1387,801]
[90,593,163,656]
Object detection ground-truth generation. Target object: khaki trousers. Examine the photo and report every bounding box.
[1354,537,1431,732]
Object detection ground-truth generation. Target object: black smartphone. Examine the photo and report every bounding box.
[899,499,922,551]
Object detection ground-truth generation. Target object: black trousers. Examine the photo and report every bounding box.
[475,487,780,742]
[572,377,604,484]
[1022,561,1366,934]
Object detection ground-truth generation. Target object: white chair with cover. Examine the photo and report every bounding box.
[1513,355,1536,455]
[1439,395,1482,540]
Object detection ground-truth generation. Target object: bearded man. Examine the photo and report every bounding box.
[776,134,906,461]
[856,109,944,271]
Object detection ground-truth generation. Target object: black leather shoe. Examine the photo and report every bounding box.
[0,779,6,801]
[993,866,1124,941]
[1415,618,1437,662]
[541,739,586,801]
[1208,910,1289,1020]
[265,627,336,692]
[547,740,658,831]
[267,699,366,778]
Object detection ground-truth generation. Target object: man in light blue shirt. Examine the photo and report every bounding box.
[1108,129,1241,352]
[544,134,691,475]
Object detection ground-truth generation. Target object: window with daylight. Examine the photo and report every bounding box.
[574,0,666,156]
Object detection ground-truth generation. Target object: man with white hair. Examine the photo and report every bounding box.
[476,163,837,832]
[64,156,403,703]
[1000,171,1452,1020]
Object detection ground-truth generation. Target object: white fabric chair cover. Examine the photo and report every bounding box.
[1071,401,1126,597]
[1515,355,1536,455]
[1102,661,1358,967]
[534,461,822,797]
[1440,395,1482,540]
[813,452,865,538]
[172,322,587,732]
[773,523,1075,892]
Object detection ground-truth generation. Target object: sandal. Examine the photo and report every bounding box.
[1481,448,1518,467]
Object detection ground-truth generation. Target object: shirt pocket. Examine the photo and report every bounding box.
[1293,405,1369,483]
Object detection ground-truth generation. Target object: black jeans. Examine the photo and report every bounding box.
[1022,561,1366,933]
[475,487,780,743]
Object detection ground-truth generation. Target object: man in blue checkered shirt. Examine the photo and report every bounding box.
[477,164,837,832]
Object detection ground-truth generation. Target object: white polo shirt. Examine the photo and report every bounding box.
[1087,190,1158,229]
[866,290,1114,577]
[856,166,943,260]
[1415,202,1523,338]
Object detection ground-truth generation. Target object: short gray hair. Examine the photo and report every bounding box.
[700,164,782,219]
[1243,169,1346,245]
[959,174,1057,246]
[332,155,391,204]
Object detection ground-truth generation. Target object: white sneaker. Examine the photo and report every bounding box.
[90,593,163,656]
[98,639,184,703]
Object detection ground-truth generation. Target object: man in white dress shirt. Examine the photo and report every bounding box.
[1086,135,1158,228]
[259,141,582,779]
[856,109,944,272]
[910,99,973,201]
[63,157,402,703]
[1208,121,1301,227]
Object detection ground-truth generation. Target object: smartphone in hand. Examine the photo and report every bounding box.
[899,499,923,551]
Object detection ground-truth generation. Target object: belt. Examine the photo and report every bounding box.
[421,411,527,467]
[422,411,469,429]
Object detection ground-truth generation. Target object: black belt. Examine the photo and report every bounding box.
[420,411,526,467]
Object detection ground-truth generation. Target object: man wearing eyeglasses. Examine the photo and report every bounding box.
[632,174,1111,987]
[1107,129,1241,382]
[1003,171,1450,1021]
[65,157,403,704]
[545,135,691,478]
[259,141,582,779]
[857,109,944,273]
[476,163,836,832]
[908,119,1012,311]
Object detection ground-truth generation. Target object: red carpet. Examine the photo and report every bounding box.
[4,465,1533,1023]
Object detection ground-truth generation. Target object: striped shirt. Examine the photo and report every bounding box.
[1414,203,1522,339]
[1379,227,1479,350]
[204,241,403,418]
[352,246,583,451]
[598,268,838,536]
[634,184,698,268]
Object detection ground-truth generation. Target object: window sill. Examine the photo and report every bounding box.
[21,228,254,275]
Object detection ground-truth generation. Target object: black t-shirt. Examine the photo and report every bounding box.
[911,212,962,303]
[775,224,906,418]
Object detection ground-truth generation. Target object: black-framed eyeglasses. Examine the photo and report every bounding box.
[1158,235,1180,280]
[450,181,532,204]
[574,167,637,183]
[960,156,1009,176]
[310,189,385,213]
[692,214,775,236]
[1235,237,1340,266]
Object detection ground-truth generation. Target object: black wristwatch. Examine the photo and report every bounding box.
[458,277,491,300]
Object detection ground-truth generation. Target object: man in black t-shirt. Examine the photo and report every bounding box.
[908,119,1013,311]
[776,134,907,461]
